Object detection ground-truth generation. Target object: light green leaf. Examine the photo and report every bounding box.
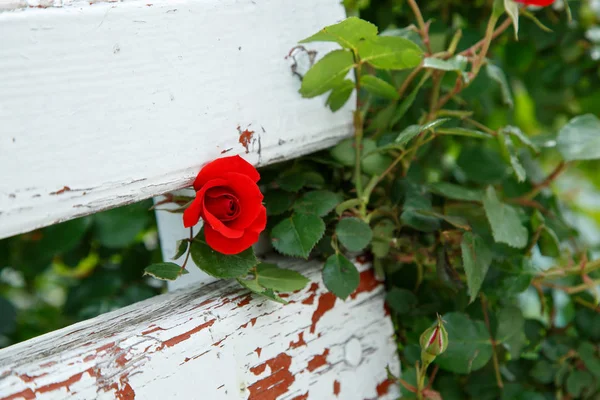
[423,56,467,72]
[504,0,519,38]
[483,186,528,248]
[486,63,514,108]
[435,312,494,374]
[501,125,539,153]
[360,75,399,100]
[300,50,355,98]
[237,278,288,304]
[190,231,257,278]
[327,79,355,112]
[357,36,423,70]
[172,239,189,260]
[372,219,395,257]
[300,17,378,50]
[330,138,355,166]
[322,253,360,299]
[271,213,325,258]
[385,288,417,314]
[144,262,188,281]
[256,263,310,292]
[336,217,373,251]
[461,232,493,303]
[293,190,342,217]
[395,124,422,147]
[437,127,493,139]
[557,114,600,161]
[428,182,484,202]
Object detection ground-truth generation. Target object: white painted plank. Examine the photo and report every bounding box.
[0,256,399,400]
[0,0,354,240]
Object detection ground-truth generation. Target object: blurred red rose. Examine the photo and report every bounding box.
[513,0,555,6]
[183,155,266,255]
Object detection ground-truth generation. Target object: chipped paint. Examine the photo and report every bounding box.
[350,269,381,299]
[288,332,306,349]
[310,292,336,334]
[290,392,309,400]
[306,348,329,372]
[376,378,396,397]
[163,319,215,348]
[247,353,294,400]
[238,127,255,154]
[334,380,341,396]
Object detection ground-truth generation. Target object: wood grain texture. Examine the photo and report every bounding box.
[0,0,354,240]
[0,256,400,400]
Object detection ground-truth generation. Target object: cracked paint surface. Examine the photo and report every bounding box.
[0,257,398,400]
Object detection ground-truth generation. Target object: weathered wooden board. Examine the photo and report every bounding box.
[0,0,354,240]
[0,257,399,400]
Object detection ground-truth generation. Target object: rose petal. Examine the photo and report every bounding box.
[248,206,267,234]
[183,195,203,228]
[193,155,260,190]
[513,0,554,6]
[203,205,245,239]
[222,172,264,230]
[204,224,260,255]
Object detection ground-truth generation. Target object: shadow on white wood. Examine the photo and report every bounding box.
[0,257,400,400]
[0,0,353,240]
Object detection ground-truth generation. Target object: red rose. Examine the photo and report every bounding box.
[183,155,266,255]
[513,0,555,6]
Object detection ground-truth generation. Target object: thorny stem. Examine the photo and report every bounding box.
[481,295,504,389]
[520,161,570,200]
[407,0,432,54]
[179,227,194,275]
[352,55,367,218]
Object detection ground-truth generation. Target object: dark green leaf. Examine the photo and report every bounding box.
[360,75,399,100]
[322,253,360,299]
[457,146,508,184]
[143,262,187,281]
[190,231,257,278]
[530,360,556,384]
[486,63,514,108]
[357,36,423,70]
[390,71,430,126]
[264,189,296,216]
[531,210,560,257]
[300,17,378,50]
[496,306,525,358]
[557,114,600,161]
[172,239,188,260]
[578,342,600,378]
[299,50,355,98]
[271,213,325,258]
[437,127,493,139]
[566,370,594,398]
[483,186,528,248]
[293,190,342,217]
[94,202,150,248]
[256,263,309,292]
[372,219,395,257]
[461,232,493,302]
[327,79,355,112]
[417,210,470,230]
[435,312,493,374]
[0,298,17,335]
[385,288,417,314]
[336,217,373,251]
[429,182,483,202]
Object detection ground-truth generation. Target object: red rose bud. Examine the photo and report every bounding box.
[183,155,266,255]
[419,314,448,365]
[513,0,555,6]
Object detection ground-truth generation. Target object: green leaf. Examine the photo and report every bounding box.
[300,17,378,50]
[385,287,417,314]
[190,231,257,278]
[357,36,423,70]
[299,50,355,98]
[394,124,422,147]
[0,298,17,335]
[264,189,296,216]
[504,0,519,38]
[143,262,187,281]
[497,134,526,182]
[237,278,288,304]
[530,360,556,384]
[322,253,360,299]
[423,56,467,72]
[391,71,431,126]
[372,219,395,257]
[461,232,493,303]
[531,210,560,257]
[398,179,440,232]
[256,263,310,292]
[417,210,470,230]
[435,312,494,374]
[496,306,525,358]
[437,127,493,139]
[457,145,508,184]
[360,75,399,100]
[566,370,594,398]
[336,217,373,251]
[501,126,539,153]
[428,182,483,202]
[486,64,514,108]
[330,138,355,167]
[271,213,325,258]
[557,114,600,161]
[578,342,600,378]
[94,201,150,248]
[326,79,355,112]
[483,186,528,248]
[293,190,342,217]
[172,239,188,260]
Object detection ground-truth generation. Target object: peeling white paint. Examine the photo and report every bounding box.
[0,257,400,400]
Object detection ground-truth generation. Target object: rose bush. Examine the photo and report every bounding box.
[183,155,266,255]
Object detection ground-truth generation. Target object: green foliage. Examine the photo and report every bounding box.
[336,217,373,251]
[255,263,309,292]
[271,213,325,258]
[190,230,257,278]
[461,232,492,303]
[322,253,360,299]
[143,262,188,281]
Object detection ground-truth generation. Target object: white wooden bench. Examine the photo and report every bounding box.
[0,0,399,398]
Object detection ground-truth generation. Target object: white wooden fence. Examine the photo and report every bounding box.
[0,0,399,398]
